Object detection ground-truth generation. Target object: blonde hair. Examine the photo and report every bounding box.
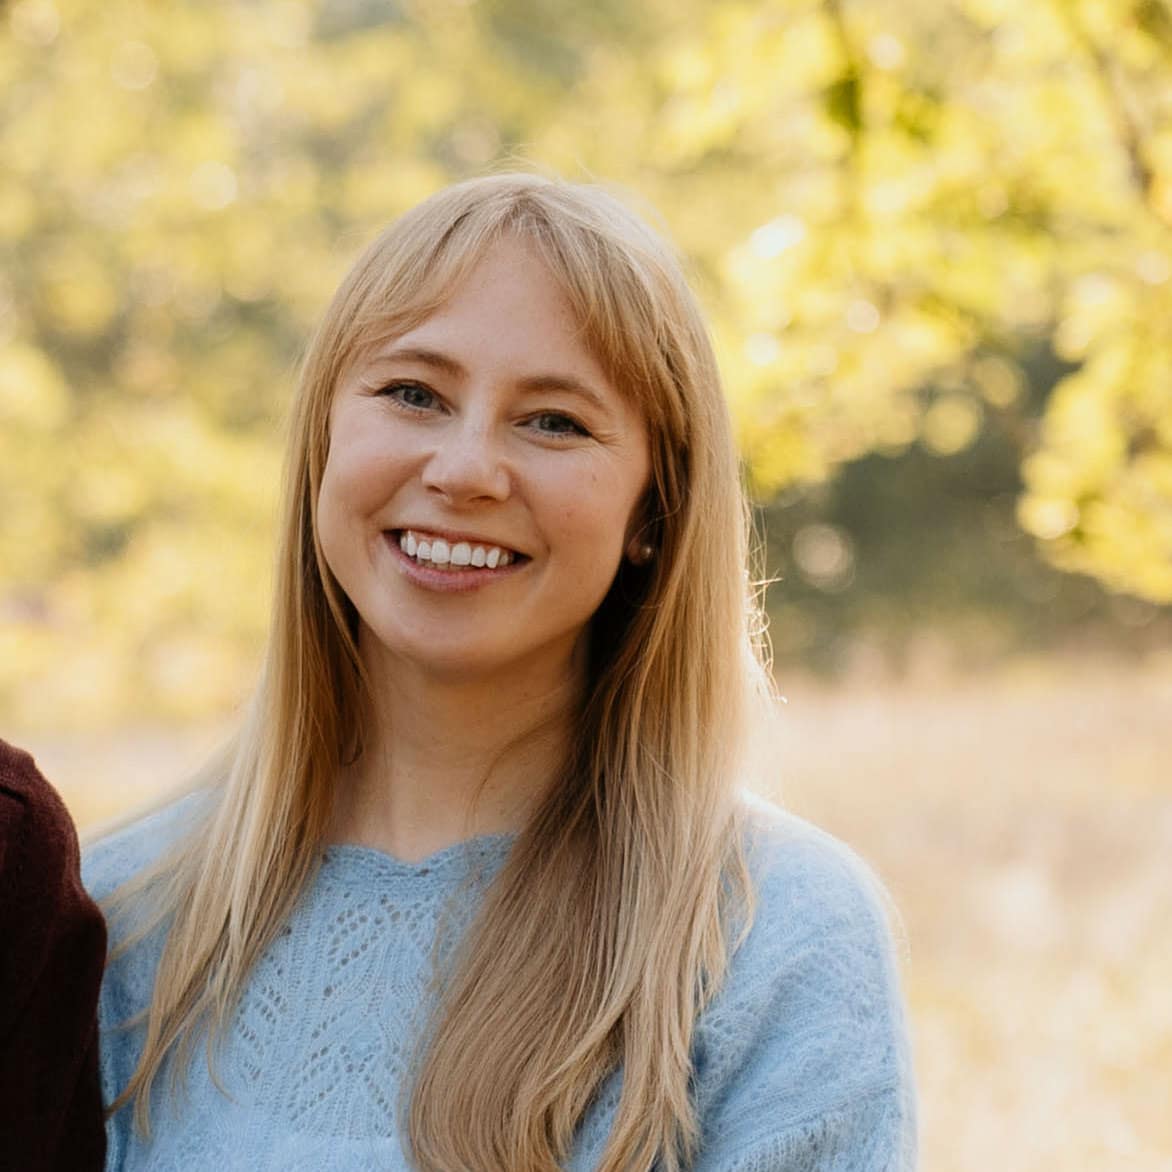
[105,173,773,1171]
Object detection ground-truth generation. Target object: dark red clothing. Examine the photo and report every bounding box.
[0,739,106,1171]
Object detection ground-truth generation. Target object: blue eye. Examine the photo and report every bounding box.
[529,412,589,438]
[381,381,438,411]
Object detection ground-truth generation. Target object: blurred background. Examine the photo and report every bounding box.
[2,0,1170,1166]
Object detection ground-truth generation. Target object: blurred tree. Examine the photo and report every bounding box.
[1,0,1170,724]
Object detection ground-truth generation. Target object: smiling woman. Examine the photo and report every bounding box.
[317,235,651,692]
[83,174,917,1171]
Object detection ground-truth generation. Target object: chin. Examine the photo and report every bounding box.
[364,619,584,687]
[364,625,508,680]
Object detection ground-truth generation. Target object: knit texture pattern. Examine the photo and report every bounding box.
[84,793,917,1171]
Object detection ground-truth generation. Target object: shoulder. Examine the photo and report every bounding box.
[0,737,95,941]
[82,789,210,1017]
[0,738,106,1026]
[737,789,903,956]
[82,788,211,907]
[725,790,909,1041]
[0,737,79,868]
[689,791,917,1168]
[83,790,213,1139]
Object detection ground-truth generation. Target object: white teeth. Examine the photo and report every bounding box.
[399,531,516,571]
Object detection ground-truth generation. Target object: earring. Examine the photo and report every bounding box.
[628,540,655,566]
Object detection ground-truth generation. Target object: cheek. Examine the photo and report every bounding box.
[316,453,351,546]
[548,457,648,550]
[316,440,387,580]
[553,496,632,568]
[314,463,350,583]
[321,431,398,515]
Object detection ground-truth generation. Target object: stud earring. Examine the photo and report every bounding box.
[628,541,656,566]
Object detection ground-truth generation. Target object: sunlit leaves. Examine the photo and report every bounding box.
[3,0,1172,724]
[1022,303,1172,601]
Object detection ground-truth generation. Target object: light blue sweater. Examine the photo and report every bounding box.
[83,793,917,1171]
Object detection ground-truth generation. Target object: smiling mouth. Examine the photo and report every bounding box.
[392,529,526,571]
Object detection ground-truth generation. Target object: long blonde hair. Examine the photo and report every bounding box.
[105,173,773,1171]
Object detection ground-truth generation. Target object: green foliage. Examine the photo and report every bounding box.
[1,0,1170,724]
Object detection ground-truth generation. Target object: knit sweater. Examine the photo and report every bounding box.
[83,791,917,1171]
[0,739,107,1172]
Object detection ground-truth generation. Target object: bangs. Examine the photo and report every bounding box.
[324,180,691,451]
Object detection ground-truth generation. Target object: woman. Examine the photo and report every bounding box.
[85,173,916,1170]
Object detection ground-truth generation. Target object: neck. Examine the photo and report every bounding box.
[329,634,584,862]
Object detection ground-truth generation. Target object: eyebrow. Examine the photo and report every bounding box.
[377,345,612,414]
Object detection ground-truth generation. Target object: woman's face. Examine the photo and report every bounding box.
[316,235,652,686]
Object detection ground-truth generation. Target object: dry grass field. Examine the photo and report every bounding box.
[18,652,1172,1171]
[768,655,1172,1172]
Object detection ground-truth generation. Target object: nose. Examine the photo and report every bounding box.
[421,417,511,504]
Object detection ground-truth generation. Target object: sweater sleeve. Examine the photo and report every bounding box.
[689,801,918,1171]
[0,738,107,1172]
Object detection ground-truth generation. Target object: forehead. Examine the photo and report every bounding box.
[363,238,621,395]
[402,238,576,338]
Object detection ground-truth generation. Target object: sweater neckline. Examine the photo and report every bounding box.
[319,831,516,882]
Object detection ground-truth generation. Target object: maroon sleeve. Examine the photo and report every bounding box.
[0,738,107,1172]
